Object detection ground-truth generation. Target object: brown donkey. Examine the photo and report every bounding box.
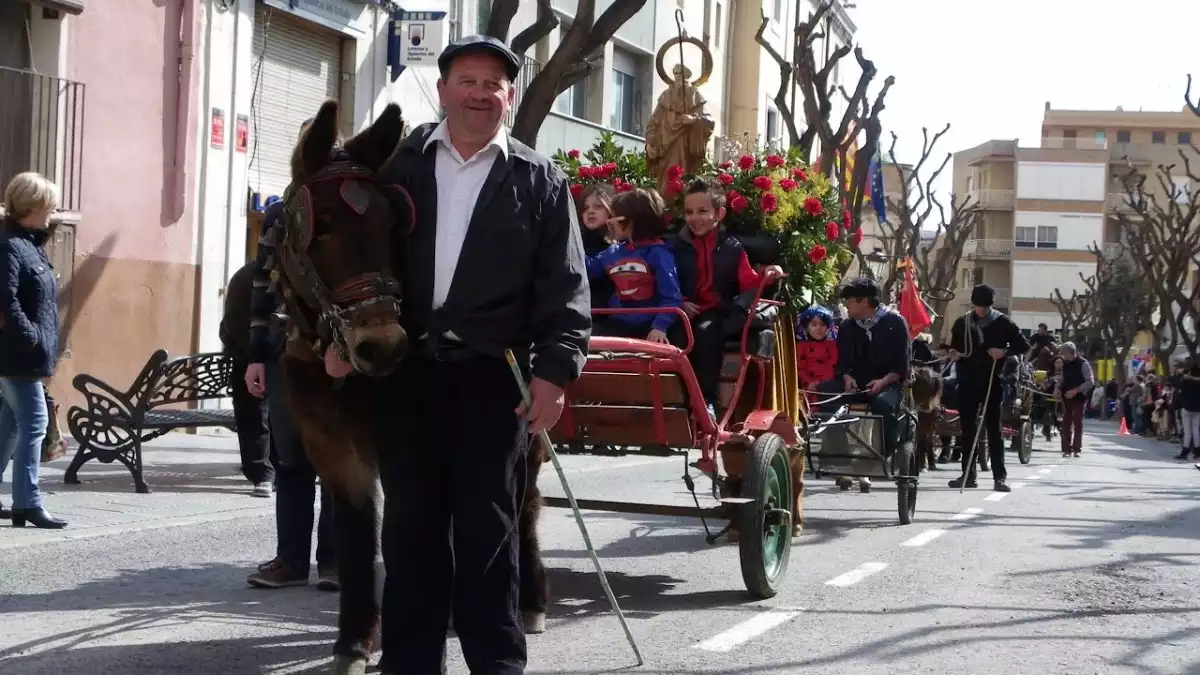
[269,100,549,674]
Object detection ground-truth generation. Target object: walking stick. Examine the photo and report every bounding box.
[958,359,999,494]
[504,350,645,667]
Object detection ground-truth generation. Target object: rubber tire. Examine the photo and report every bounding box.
[737,432,793,599]
[894,439,918,525]
[1016,420,1034,465]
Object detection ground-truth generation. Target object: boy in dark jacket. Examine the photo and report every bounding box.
[948,283,1029,491]
[670,178,763,417]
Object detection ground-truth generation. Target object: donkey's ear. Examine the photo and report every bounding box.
[342,103,406,171]
[292,100,340,180]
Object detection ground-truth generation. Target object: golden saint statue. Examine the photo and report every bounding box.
[645,35,715,191]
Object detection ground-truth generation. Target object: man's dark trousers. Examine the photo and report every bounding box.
[230,358,275,485]
[376,346,528,675]
[958,370,1006,483]
[265,359,334,575]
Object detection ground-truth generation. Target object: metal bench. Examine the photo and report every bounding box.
[63,349,236,493]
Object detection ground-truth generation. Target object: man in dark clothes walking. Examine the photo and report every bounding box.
[218,259,275,496]
[948,283,1029,491]
[817,278,912,459]
[367,35,591,675]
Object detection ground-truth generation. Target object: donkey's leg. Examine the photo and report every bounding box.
[518,439,548,634]
[329,487,380,674]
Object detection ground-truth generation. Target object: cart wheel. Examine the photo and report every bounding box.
[894,438,918,525]
[737,432,793,599]
[1015,419,1034,464]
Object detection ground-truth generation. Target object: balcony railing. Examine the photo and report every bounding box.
[1041,136,1108,151]
[959,285,1011,306]
[0,66,85,212]
[966,189,1015,209]
[505,55,543,130]
[963,239,1014,258]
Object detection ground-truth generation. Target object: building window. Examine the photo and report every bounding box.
[556,82,586,118]
[714,2,723,49]
[1179,131,1192,145]
[1095,130,1106,145]
[765,106,779,148]
[1117,129,1131,143]
[610,68,636,134]
[1063,129,1077,139]
[771,0,782,22]
[1152,131,1166,144]
[1016,225,1057,249]
[475,0,490,34]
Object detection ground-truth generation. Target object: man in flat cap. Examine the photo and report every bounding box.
[947,283,1029,491]
[816,278,913,488]
[370,34,591,675]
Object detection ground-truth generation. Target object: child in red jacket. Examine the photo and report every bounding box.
[796,305,838,403]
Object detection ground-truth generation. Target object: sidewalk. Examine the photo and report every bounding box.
[0,432,275,550]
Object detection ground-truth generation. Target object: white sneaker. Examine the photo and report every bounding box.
[252,482,274,498]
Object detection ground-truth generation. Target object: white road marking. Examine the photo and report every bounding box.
[1038,468,1053,474]
[951,507,984,521]
[901,528,947,547]
[825,562,889,587]
[1026,474,1042,480]
[692,609,803,652]
[984,491,1010,501]
[1042,465,1059,470]
[1010,481,1027,489]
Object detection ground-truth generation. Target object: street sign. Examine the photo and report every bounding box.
[387,7,448,80]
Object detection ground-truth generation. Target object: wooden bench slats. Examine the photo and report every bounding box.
[550,405,694,448]
[566,372,687,407]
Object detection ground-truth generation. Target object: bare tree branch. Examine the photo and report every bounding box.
[875,124,979,337]
[510,0,559,56]
[753,13,802,148]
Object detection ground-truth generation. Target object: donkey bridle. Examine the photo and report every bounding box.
[270,157,407,360]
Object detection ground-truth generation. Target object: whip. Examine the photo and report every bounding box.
[504,350,644,667]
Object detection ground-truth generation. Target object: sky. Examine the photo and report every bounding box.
[849,0,1200,182]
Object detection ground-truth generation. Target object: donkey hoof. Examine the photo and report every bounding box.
[329,655,368,675]
[523,610,547,634]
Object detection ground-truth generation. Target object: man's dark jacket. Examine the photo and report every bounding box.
[949,310,1029,382]
[376,123,591,387]
[220,259,256,362]
[835,308,911,386]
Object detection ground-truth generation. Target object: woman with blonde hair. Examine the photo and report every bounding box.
[0,171,65,528]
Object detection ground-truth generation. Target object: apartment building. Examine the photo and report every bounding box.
[950,105,1200,332]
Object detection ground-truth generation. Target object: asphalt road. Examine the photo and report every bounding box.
[1,421,1197,675]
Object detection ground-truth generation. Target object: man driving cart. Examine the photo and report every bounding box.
[815,278,913,491]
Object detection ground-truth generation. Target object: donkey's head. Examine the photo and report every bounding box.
[278,100,414,377]
[909,365,944,413]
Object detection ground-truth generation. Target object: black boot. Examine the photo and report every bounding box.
[1176,447,1191,460]
[11,507,67,529]
[0,500,10,520]
[993,480,1011,492]
[948,476,978,489]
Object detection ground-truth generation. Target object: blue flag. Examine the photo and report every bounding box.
[869,146,887,224]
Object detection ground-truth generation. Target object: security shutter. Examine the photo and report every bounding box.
[248,2,342,201]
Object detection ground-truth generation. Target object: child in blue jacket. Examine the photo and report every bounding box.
[586,187,683,344]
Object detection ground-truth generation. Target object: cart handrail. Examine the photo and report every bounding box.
[738,265,787,357]
[591,306,695,356]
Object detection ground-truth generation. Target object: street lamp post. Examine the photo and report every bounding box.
[864,248,890,281]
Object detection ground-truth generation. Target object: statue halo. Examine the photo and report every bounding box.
[655,35,713,88]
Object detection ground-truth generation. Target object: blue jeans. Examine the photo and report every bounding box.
[0,378,49,509]
[266,359,334,573]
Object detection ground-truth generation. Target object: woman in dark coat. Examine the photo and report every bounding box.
[0,172,65,528]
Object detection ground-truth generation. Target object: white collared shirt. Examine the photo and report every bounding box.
[422,120,509,308]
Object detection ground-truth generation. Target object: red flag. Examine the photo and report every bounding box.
[897,260,931,339]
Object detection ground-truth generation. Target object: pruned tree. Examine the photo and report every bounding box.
[754,0,894,273]
[1049,245,1155,381]
[1113,143,1200,367]
[876,124,981,338]
[485,0,648,147]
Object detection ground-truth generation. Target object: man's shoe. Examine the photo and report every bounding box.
[329,655,368,675]
[252,482,273,498]
[993,481,1011,492]
[247,559,307,589]
[858,477,872,493]
[0,500,10,520]
[948,477,977,489]
[1176,448,1191,460]
[316,565,340,592]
